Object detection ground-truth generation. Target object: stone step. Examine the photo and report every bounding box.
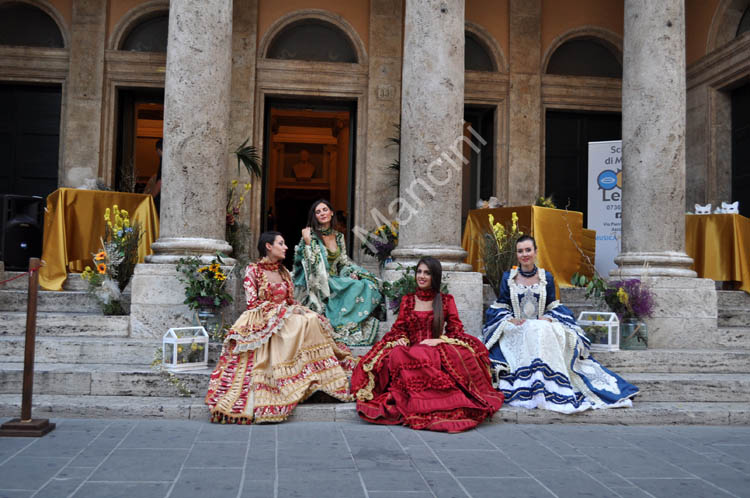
[719,309,750,327]
[0,336,223,364]
[0,312,130,337]
[0,271,33,290]
[0,288,102,313]
[0,363,210,397]
[0,395,747,425]
[0,271,97,291]
[716,327,750,349]
[624,372,750,402]
[592,349,750,373]
[2,362,748,402]
[717,290,750,309]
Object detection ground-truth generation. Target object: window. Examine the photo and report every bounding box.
[737,7,750,37]
[267,20,357,63]
[121,14,169,53]
[0,3,63,48]
[547,38,621,78]
[465,32,495,71]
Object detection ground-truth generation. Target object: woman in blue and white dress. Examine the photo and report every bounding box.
[482,234,638,413]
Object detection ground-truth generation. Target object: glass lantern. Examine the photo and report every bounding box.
[162,326,209,371]
[577,312,619,352]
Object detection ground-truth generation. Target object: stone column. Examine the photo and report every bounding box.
[615,0,717,348]
[387,0,484,334]
[60,0,107,187]
[130,0,235,338]
[507,0,541,205]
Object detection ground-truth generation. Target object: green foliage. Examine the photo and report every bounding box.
[570,271,608,306]
[176,253,234,311]
[480,212,524,298]
[382,264,449,313]
[234,138,262,177]
[534,195,557,209]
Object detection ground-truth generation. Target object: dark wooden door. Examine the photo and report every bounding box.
[545,110,621,224]
[0,84,61,197]
[732,83,750,217]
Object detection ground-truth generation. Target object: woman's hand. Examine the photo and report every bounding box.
[509,318,526,326]
[350,273,359,280]
[394,338,409,347]
[301,227,312,245]
[292,305,306,315]
[540,316,553,322]
[420,338,443,347]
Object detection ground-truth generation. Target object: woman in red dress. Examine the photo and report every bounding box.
[351,257,503,432]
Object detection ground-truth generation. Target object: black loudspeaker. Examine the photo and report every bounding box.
[1,195,44,271]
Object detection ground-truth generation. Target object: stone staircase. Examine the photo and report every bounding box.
[1,273,749,424]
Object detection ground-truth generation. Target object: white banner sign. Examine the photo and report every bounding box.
[587,140,622,276]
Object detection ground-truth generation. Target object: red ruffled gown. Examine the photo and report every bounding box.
[351,293,503,433]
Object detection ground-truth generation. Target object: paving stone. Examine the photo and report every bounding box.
[422,471,471,498]
[183,441,245,468]
[359,465,431,493]
[72,482,170,498]
[277,468,366,498]
[0,456,69,490]
[435,450,526,478]
[171,467,242,498]
[576,446,694,479]
[238,480,274,498]
[91,448,189,481]
[458,477,553,498]
[628,478,735,497]
[17,430,97,458]
[530,469,622,498]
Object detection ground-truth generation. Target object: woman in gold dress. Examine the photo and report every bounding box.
[205,231,355,424]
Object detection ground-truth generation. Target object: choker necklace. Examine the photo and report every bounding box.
[518,265,538,278]
[415,288,437,300]
[318,226,333,236]
[258,257,280,271]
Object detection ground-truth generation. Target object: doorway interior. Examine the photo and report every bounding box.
[732,82,750,217]
[0,83,61,197]
[115,88,164,193]
[463,106,495,228]
[545,110,621,225]
[262,99,356,265]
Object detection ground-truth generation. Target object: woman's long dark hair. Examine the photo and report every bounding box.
[417,256,444,338]
[306,199,336,238]
[257,231,283,257]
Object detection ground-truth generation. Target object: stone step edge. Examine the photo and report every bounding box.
[4,362,750,378]
[0,396,748,425]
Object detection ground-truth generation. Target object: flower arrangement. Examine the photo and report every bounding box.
[175,254,233,311]
[534,195,556,209]
[382,264,449,313]
[361,221,399,266]
[604,279,655,322]
[480,212,524,297]
[226,180,252,260]
[81,204,142,315]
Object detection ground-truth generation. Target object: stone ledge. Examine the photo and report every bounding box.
[0,396,747,425]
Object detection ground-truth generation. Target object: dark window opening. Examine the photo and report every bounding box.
[732,82,750,217]
[465,32,496,71]
[737,7,750,37]
[0,3,64,48]
[547,38,622,78]
[267,20,357,63]
[121,14,169,53]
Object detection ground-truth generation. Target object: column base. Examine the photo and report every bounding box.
[388,244,472,272]
[381,268,484,338]
[129,263,242,339]
[612,251,697,278]
[147,237,236,264]
[637,277,717,349]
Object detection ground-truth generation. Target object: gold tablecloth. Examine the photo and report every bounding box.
[39,188,159,291]
[685,213,750,294]
[462,206,585,288]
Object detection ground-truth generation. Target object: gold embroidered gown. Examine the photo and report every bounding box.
[205,262,355,424]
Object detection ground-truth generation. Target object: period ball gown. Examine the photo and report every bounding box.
[205,259,356,423]
[351,290,503,432]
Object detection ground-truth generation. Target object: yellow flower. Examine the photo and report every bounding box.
[197,266,209,273]
[95,251,107,261]
[104,208,110,222]
[244,182,251,191]
[97,263,107,274]
[209,263,221,273]
[191,342,198,351]
[178,346,183,353]
[231,179,239,187]
[511,211,519,232]
[617,287,629,306]
[120,209,128,218]
[215,273,227,281]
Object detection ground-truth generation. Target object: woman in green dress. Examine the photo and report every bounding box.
[292,199,383,346]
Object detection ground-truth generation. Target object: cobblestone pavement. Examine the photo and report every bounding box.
[0,418,749,498]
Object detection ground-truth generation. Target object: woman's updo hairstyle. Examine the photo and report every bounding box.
[515,234,537,250]
[257,231,283,257]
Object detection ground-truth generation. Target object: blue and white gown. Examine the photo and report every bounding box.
[482,268,639,413]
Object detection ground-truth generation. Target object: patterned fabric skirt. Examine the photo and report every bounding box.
[356,344,503,433]
[205,309,355,424]
[490,319,638,413]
